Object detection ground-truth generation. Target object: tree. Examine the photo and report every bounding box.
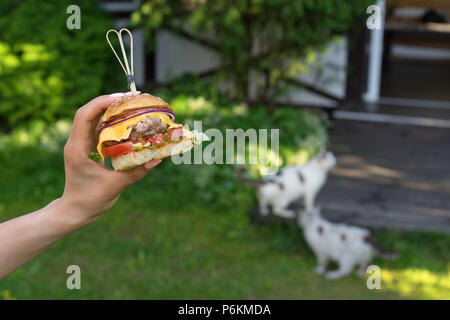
[134,0,372,104]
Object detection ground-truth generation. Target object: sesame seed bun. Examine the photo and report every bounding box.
[102,93,172,123]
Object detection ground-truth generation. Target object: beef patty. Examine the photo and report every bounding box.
[102,117,169,147]
[129,117,168,140]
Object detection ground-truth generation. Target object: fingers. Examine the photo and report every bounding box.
[77,91,139,122]
[69,95,120,148]
[144,160,162,170]
[67,92,136,156]
[111,159,162,188]
[78,95,117,122]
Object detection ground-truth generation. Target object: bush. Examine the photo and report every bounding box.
[0,0,121,130]
[157,75,330,171]
[134,0,372,102]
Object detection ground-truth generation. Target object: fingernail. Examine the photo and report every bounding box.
[109,92,125,97]
[124,91,141,95]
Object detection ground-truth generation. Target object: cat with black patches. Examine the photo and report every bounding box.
[296,207,399,279]
[235,150,336,219]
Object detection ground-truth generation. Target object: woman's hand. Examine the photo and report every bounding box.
[60,93,161,229]
[0,93,162,279]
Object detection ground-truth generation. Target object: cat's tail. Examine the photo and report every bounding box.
[234,167,260,186]
[364,235,400,260]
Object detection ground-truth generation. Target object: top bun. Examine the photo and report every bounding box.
[103,93,172,123]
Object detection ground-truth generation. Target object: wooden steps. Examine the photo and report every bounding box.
[317,120,450,232]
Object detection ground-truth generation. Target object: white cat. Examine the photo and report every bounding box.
[296,207,399,279]
[235,150,336,219]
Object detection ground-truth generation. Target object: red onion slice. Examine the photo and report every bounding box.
[100,108,175,131]
[104,109,145,124]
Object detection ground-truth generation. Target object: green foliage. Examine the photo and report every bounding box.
[0,0,121,130]
[134,0,372,100]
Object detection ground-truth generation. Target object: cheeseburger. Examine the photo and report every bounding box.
[97,93,194,171]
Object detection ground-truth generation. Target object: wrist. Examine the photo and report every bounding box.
[43,198,91,237]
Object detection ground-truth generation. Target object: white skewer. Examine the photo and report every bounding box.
[106,28,137,95]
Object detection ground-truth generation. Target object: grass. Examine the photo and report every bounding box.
[1,192,449,299]
[0,94,449,300]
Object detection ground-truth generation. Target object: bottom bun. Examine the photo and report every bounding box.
[111,129,193,171]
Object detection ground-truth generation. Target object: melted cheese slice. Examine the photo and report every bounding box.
[97,112,179,159]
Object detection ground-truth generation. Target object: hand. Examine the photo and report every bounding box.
[60,93,161,228]
[0,93,162,279]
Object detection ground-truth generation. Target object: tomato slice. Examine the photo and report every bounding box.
[148,133,164,146]
[168,127,183,142]
[102,142,134,158]
[102,128,181,158]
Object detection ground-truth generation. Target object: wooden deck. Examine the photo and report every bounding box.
[317,119,450,233]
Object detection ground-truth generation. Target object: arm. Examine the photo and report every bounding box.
[0,93,161,279]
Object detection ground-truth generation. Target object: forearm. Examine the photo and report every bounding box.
[0,94,159,280]
[0,198,83,279]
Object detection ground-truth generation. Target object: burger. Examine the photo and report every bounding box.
[96,93,194,171]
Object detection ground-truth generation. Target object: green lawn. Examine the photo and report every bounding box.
[0,95,449,300]
[1,187,449,299]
